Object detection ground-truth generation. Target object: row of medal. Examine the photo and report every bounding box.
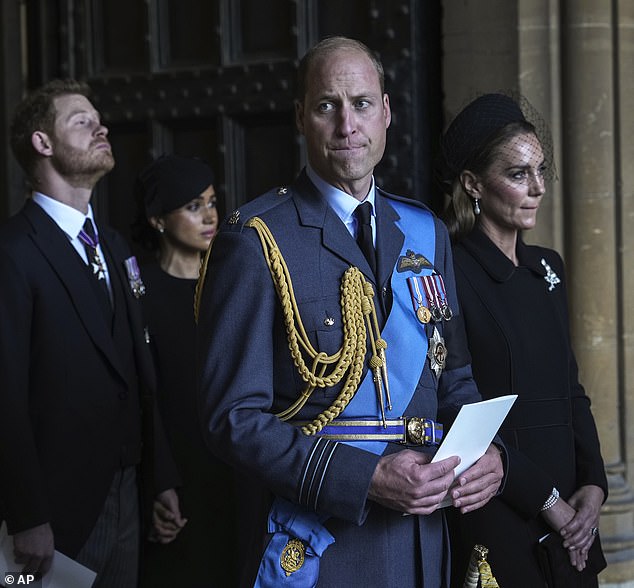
[407,274,453,324]
[406,273,452,378]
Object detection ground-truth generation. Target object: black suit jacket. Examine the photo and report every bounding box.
[0,198,178,556]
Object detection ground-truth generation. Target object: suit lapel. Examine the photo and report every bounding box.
[23,200,129,384]
[100,227,156,390]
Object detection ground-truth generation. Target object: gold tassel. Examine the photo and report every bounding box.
[463,545,500,588]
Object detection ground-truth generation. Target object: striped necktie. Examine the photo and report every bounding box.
[78,218,111,308]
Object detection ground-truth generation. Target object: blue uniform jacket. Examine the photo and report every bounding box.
[197,171,482,587]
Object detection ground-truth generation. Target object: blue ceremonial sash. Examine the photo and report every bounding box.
[254,496,335,588]
[340,200,436,455]
[254,202,436,587]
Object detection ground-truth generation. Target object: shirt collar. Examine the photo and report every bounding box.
[32,192,96,241]
[306,165,376,227]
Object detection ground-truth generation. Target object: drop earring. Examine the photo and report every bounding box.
[473,198,481,216]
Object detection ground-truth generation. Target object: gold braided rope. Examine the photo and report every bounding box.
[463,545,500,588]
[194,236,215,325]
[245,217,383,435]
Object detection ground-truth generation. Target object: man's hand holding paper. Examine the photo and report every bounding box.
[369,450,461,515]
[432,394,517,510]
[450,443,504,513]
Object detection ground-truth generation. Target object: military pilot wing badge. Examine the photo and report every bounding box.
[397,249,433,274]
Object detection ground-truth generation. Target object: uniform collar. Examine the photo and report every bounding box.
[305,165,376,229]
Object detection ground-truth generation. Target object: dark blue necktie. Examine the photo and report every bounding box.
[354,202,376,276]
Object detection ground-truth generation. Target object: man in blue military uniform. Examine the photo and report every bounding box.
[196,37,503,587]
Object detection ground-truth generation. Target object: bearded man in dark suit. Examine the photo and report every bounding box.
[0,79,184,587]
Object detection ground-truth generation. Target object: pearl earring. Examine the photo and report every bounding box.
[473,198,481,216]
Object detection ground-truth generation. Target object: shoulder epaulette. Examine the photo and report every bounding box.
[222,185,293,232]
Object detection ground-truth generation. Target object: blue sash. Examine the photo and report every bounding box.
[339,201,435,454]
[254,203,436,587]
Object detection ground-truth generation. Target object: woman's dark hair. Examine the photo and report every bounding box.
[131,177,160,253]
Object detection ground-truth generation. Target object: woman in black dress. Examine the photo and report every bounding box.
[133,154,235,587]
[437,94,608,587]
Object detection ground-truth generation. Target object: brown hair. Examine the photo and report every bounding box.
[9,79,91,178]
[296,36,385,101]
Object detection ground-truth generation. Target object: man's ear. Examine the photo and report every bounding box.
[294,99,305,134]
[383,93,391,129]
[32,131,53,157]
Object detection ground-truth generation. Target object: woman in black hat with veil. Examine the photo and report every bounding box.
[438,94,607,587]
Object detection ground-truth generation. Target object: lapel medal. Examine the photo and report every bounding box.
[123,256,146,299]
[407,276,431,324]
[433,274,453,320]
[417,306,432,324]
[421,275,442,322]
[428,326,447,378]
[421,274,453,322]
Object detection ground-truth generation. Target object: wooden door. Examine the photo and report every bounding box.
[3,0,441,246]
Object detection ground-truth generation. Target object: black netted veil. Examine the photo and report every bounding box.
[436,91,555,186]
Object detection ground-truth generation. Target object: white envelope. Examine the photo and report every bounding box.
[432,394,517,507]
[0,522,96,588]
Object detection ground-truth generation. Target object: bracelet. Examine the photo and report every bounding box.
[541,487,560,511]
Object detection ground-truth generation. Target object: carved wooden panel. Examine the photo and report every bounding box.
[160,2,219,67]
[89,1,148,73]
[4,0,441,233]
[225,0,296,62]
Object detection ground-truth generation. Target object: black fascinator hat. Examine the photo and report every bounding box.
[138,154,215,217]
[436,92,555,186]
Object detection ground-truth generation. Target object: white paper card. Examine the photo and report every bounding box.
[432,394,517,507]
[0,522,96,588]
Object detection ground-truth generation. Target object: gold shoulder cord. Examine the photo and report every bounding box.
[463,545,500,588]
[193,236,215,325]
[244,217,388,434]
